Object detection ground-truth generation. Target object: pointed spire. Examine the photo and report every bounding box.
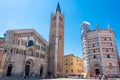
[56,3,61,13]
[96,24,99,30]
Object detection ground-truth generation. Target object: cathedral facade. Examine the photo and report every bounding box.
[0,3,64,77]
[0,29,48,77]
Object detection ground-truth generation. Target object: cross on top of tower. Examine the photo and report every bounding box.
[56,3,61,13]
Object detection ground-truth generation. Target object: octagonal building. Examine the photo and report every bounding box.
[81,22,120,77]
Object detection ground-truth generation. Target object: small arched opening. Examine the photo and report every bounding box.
[25,59,34,77]
[94,64,100,75]
[40,66,43,77]
[90,61,101,77]
[6,64,13,76]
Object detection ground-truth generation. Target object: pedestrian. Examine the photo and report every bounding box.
[104,74,108,79]
[98,74,101,80]
[81,74,84,78]
[78,74,80,78]
[101,74,105,80]
[94,74,97,79]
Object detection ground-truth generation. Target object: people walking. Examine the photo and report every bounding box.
[94,74,97,79]
[78,74,80,78]
[101,74,105,80]
[98,74,101,80]
[101,74,108,80]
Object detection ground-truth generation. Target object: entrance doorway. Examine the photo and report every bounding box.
[24,59,34,77]
[6,64,12,76]
[40,67,43,77]
[25,64,30,76]
[95,69,100,75]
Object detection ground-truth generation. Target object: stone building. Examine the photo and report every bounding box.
[0,37,5,77]
[81,21,120,77]
[64,54,84,76]
[0,3,64,78]
[48,3,64,77]
[118,58,120,71]
[0,29,48,77]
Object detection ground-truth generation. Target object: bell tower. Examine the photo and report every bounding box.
[48,3,64,77]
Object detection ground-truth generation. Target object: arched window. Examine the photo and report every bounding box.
[66,63,68,66]
[111,43,113,46]
[10,48,13,53]
[28,40,34,47]
[24,50,26,55]
[43,55,45,58]
[59,68,61,72]
[36,53,39,57]
[106,49,108,52]
[66,70,68,73]
[16,48,18,53]
[59,35,62,38]
[71,69,73,73]
[93,44,95,47]
[53,16,56,20]
[94,55,96,59]
[52,35,54,38]
[107,55,110,58]
[104,38,106,41]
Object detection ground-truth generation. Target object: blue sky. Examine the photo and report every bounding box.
[0,0,120,57]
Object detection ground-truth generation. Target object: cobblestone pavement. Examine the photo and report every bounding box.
[0,77,120,80]
[51,78,119,80]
